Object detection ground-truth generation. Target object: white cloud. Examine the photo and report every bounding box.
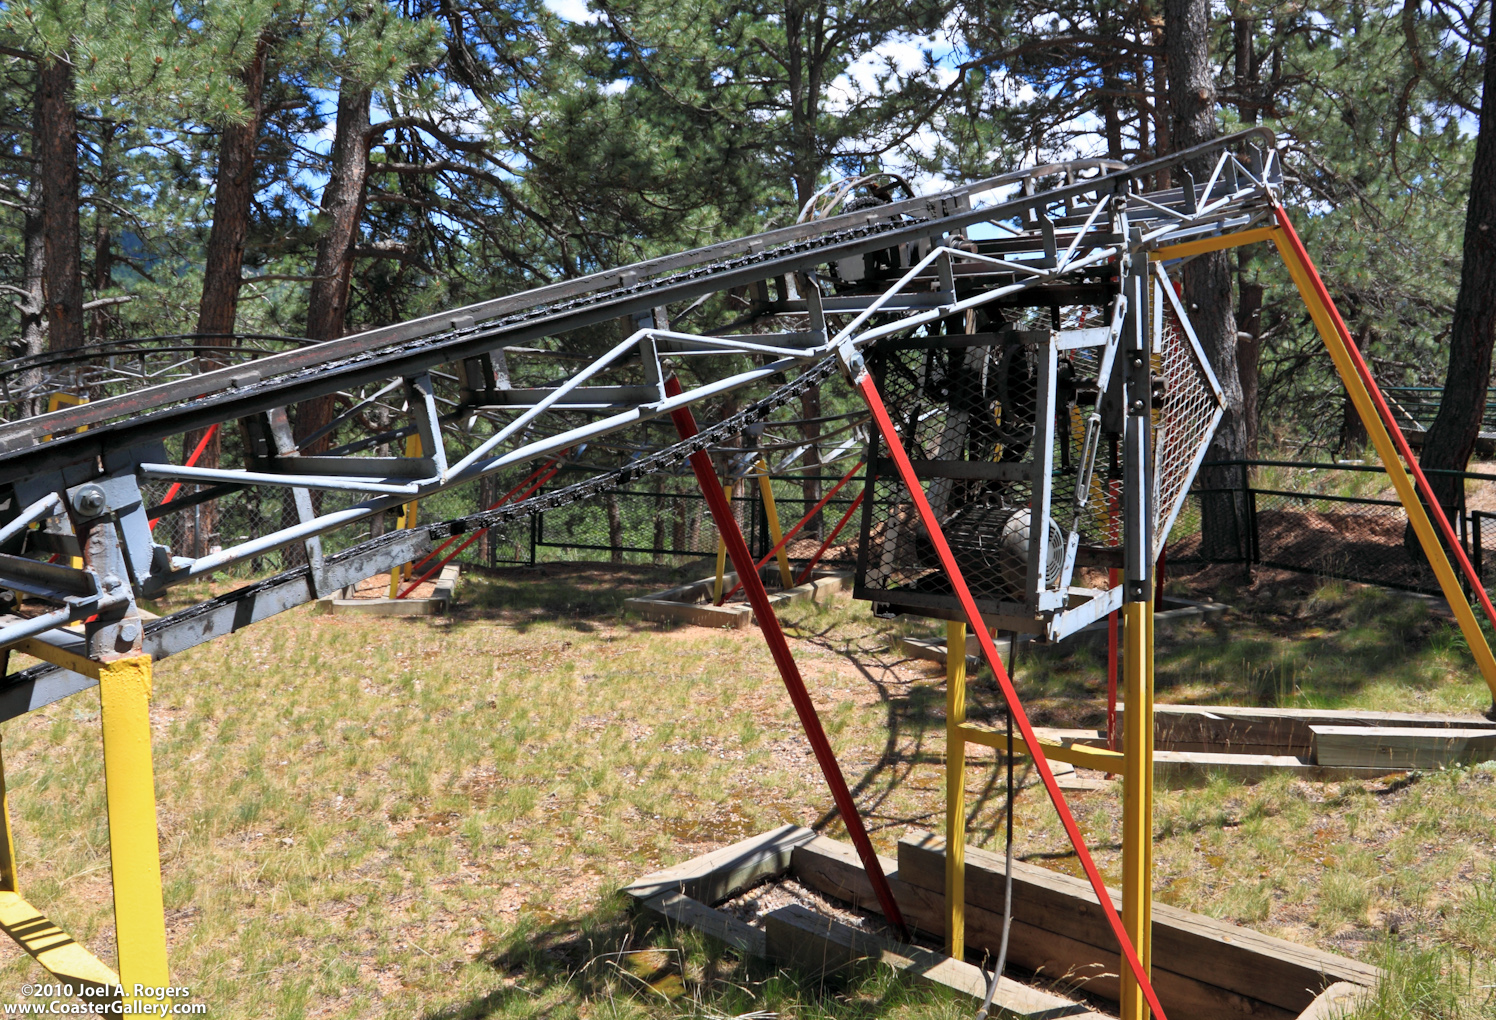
[824,32,956,115]
[545,0,600,23]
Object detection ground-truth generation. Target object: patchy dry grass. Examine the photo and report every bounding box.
[0,562,1491,1017]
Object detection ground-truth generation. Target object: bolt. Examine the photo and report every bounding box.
[102,574,122,592]
[73,484,107,517]
[1130,399,1145,413]
[1131,356,1144,368]
[119,622,140,643]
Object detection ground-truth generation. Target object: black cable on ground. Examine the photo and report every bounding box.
[974,702,1016,1020]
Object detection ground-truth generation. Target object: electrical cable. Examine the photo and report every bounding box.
[974,688,1016,1020]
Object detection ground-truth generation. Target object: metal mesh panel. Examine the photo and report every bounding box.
[1153,285,1223,557]
[854,329,1072,614]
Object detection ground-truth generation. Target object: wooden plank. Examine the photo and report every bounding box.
[622,573,849,629]
[1140,705,1496,757]
[898,831,1379,1013]
[623,824,816,905]
[621,597,753,629]
[1152,749,1402,786]
[640,891,766,957]
[763,901,1108,1019]
[1295,981,1368,1019]
[789,835,1301,1019]
[1310,725,1496,768]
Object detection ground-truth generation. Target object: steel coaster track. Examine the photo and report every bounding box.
[0,356,837,719]
[0,127,1283,712]
[0,127,1277,478]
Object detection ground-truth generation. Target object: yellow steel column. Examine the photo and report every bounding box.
[713,480,734,602]
[0,736,16,893]
[755,459,795,587]
[945,620,966,958]
[1271,228,1496,698]
[98,654,170,1006]
[1142,602,1155,981]
[388,434,423,597]
[1119,598,1154,1020]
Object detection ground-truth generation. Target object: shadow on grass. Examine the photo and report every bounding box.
[1002,578,1462,724]
[429,899,968,1020]
[452,562,700,632]
[778,608,1022,846]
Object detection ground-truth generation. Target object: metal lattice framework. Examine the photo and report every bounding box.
[849,259,1225,640]
[14,127,1450,1015]
[0,129,1284,699]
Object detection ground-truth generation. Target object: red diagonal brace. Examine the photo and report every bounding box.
[665,376,909,938]
[853,368,1168,1018]
[1273,205,1496,637]
[796,491,864,586]
[719,459,863,604]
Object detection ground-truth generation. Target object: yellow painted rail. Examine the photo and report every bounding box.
[957,723,1124,772]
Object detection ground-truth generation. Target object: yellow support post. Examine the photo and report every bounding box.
[945,620,966,959]
[0,733,121,997]
[1119,599,1154,1020]
[97,654,170,1008]
[713,480,734,602]
[1147,225,1278,262]
[43,391,88,442]
[1270,227,1496,699]
[0,736,16,894]
[755,458,794,588]
[388,434,423,597]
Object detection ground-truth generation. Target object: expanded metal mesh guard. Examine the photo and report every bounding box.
[854,272,1223,628]
[1153,277,1226,559]
[854,321,1103,617]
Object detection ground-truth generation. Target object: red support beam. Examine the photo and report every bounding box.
[664,376,909,938]
[1273,206,1496,637]
[403,458,560,580]
[795,491,864,586]
[718,459,863,604]
[149,423,219,529]
[395,462,560,598]
[853,367,1168,1018]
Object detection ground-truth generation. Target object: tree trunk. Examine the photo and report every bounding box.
[1167,0,1247,562]
[37,57,83,353]
[18,202,45,414]
[1418,11,1496,515]
[1101,61,1125,160]
[197,33,270,349]
[1233,20,1262,461]
[1339,388,1369,456]
[1147,0,1171,188]
[295,81,373,452]
[1237,278,1263,457]
[89,120,115,344]
[606,492,624,564]
[185,34,271,554]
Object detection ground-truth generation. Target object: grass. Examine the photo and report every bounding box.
[0,562,1491,1017]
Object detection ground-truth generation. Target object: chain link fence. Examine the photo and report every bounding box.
[112,465,864,583]
[1167,459,1496,595]
[532,469,861,569]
